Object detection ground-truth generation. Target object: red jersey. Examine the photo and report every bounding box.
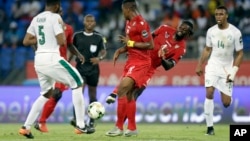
[151,25,186,69]
[125,15,152,63]
[59,24,74,59]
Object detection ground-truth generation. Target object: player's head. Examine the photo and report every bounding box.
[175,20,194,41]
[214,6,228,26]
[58,7,63,16]
[45,0,61,13]
[121,0,137,20]
[83,14,96,32]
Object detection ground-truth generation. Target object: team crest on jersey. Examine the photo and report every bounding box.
[90,45,97,53]
[142,30,148,38]
[227,35,232,41]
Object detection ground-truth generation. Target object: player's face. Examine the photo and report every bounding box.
[121,4,129,20]
[175,23,190,40]
[84,16,96,30]
[214,9,228,25]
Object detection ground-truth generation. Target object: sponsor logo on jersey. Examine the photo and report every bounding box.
[142,30,148,38]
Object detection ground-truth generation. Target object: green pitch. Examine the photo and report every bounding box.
[0,123,229,141]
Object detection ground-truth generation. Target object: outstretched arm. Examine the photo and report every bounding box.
[118,35,154,50]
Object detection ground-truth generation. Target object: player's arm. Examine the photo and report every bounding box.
[68,43,84,63]
[23,33,37,46]
[118,35,154,50]
[161,48,184,71]
[54,16,66,46]
[98,37,107,61]
[113,46,127,66]
[227,33,244,82]
[195,46,212,76]
[161,59,176,71]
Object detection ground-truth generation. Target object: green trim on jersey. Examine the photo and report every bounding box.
[59,60,82,86]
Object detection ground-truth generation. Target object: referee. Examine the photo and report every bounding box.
[71,14,107,129]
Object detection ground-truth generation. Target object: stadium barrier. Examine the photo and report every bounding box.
[0,86,249,123]
[24,60,250,86]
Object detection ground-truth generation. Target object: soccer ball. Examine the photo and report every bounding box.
[87,102,105,119]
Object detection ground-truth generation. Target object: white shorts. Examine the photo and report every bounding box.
[35,53,83,95]
[205,73,233,96]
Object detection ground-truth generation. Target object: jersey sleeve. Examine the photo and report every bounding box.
[152,25,165,37]
[234,30,243,51]
[100,36,107,50]
[205,28,212,48]
[72,33,77,48]
[169,47,185,64]
[52,14,64,36]
[67,25,74,45]
[137,20,152,42]
[26,19,36,36]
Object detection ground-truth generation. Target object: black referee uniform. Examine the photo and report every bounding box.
[73,31,106,87]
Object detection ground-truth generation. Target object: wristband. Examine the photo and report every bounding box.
[229,66,239,81]
[127,40,135,47]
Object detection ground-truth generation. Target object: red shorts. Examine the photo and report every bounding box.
[123,62,151,88]
[54,82,68,92]
[138,66,156,87]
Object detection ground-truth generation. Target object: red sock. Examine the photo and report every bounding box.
[38,97,57,123]
[115,97,127,130]
[127,99,136,130]
[112,86,118,94]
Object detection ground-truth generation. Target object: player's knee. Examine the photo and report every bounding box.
[223,102,230,108]
[52,88,62,102]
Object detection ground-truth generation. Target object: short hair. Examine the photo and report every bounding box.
[46,0,61,6]
[122,0,136,4]
[122,0,137,10]
[182,20,194,35]
[216,5,228,14]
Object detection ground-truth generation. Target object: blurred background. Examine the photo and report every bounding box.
[0,0,250,85]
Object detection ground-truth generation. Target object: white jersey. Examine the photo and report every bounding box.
[205,24,243,77]
[27,11,64,54]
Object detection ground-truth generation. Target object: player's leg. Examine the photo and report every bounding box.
[125,66,151,137]
[106,86,118,104]
[217,79,233,108]
[106,82,146,104]
[35,83,65,132]
[106,75,125,104]
[86,71,100,128]
[106,76,135,136]
[19,70,53,138]
[204,74,217,135]
[54,59,94,134]
[204,86,215,135]
[88,85,97,128]
[70,76,86,127]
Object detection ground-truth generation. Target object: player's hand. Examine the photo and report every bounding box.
[226,66,239,83]
[77,54,85,64]
[90,57,100,65]
[158,45,167,58]
[118,35,129,44]
[113,50,120,66]
[226,74,233,83]
[195,65,203,76]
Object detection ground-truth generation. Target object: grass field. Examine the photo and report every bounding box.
[0,123,229,141]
